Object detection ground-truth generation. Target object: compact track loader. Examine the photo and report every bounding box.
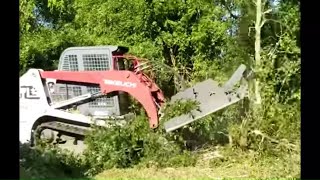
[19,46,248,152]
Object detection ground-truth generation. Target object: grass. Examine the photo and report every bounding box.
[95,147,300,179]
[96,164,299,179]
[20,142,300,180]
[20,144,300,180]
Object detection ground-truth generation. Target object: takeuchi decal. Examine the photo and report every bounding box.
[103,79,137,88]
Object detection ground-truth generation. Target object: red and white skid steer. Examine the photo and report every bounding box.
[19,46,248,152]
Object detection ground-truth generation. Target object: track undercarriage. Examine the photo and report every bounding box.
[34,111,136,153]
[35,122,88,153]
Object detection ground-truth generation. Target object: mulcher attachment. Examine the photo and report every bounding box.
[164,64,248,132]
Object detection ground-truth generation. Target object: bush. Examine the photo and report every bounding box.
[83,112,191,175]
[227,99,300,156]
[20,143,89,179]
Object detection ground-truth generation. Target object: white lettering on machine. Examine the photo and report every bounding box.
[103,79,137,88]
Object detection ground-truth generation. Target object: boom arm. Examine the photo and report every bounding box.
[40,70,165,128]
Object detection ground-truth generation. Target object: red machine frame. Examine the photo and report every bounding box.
[40,55,166,128]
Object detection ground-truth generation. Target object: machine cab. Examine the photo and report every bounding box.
[50,46,130,117]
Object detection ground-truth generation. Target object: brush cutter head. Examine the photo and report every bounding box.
[164,64,248,132]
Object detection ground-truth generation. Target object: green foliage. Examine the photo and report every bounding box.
[20,0,300,178]
[83,114,195,176]
[20,143,89,178]
[160,99,200,121]
[227,102,300,151]
[19,0,36,34]
[81,99,212,175]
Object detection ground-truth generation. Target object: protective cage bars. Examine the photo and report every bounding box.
[51,46,121,117]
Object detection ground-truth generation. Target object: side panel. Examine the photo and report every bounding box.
[19,69,49,143]
[19,69,96,143]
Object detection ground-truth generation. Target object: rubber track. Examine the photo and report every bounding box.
[37,121,91,137]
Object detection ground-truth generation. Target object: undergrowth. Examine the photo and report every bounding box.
[20,143,89,179]
[20,97,300,178]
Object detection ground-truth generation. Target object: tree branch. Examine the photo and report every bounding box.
[267,37,281,59]
[263,8,272,14]
[220,0,239,19]
[260,9,272,28]
[264,18,294,36]
[260,19,267,28]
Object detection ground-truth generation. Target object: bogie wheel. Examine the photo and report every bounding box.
[40,129,56,143]
[33,126,57,146]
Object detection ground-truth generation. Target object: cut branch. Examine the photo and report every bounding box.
[249,129,298,151]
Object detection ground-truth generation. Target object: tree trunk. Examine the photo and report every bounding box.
[170,48,186,92]
[253,0,262,105]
